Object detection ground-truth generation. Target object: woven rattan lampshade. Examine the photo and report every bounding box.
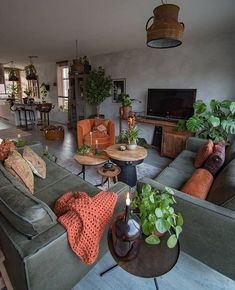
[146,4,184,48]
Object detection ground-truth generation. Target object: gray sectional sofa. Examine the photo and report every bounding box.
[138,137,235,280]
[0,145,129,290]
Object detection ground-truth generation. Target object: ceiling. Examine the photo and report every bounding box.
[0,0,235,63]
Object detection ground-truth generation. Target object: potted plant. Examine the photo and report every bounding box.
[24,64,37,80]
[125,126,139,150]
[8,83,19,99]
[23,88,32,104]
[77,144,91,155]
[119,93,132,119]
[177,99,235,143]
[86,66,112,116]
[40,83,50,102]
[131,184,183,248]
[8,67,19,82]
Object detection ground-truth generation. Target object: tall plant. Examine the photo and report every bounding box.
[86,66,112,115]
[178,99,235,142]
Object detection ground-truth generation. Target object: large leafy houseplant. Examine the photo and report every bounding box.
[86,66,112,115]
[125,126,139,144]
[131,184,183,248]
[178,99,235,142]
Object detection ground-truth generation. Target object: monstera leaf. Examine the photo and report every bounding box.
[193,100,207,114]
[230,102,235,114]
[186,116,205,133]
[208,115,220,127]
[221,119,235,134]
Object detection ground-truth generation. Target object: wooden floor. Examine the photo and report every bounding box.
[1,119,235,290]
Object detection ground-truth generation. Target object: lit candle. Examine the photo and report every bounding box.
[17,133,21,139]
[125,192,131,222]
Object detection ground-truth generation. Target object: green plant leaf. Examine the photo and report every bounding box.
[230,102,235,114]
[221,120,235,134]
[148,213,156,223]
[186,116,204,133]
[221,100,232,109]
[142,220,150,235]
[149,194,155,204]
[168,207,174,214]
[155,208,163,218]
[164,187,174,195]
[145,235,160,245]
[175,225,182,238]
[177,213,184,226]
[155,219,167,233]
[167,216,174,226]
[167,234,178,248]
[142,184,152,194]
[193,100,207,114]
[210,99,220,112]
[208,116,220,127]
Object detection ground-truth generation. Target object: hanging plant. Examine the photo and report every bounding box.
[25,64,37,80]
[8,67,19,82]
[86,66,112,115]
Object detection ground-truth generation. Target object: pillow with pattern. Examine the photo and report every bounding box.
[23,146,46,179]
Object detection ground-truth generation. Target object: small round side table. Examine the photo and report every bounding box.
[97,165,121,188]
[100,229,180,290]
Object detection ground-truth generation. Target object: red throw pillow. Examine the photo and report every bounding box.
[181,168,213,200]
[194,139,214,168]
[203,140,225,176]
[0,139,17,161]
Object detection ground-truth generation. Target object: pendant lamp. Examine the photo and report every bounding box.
[146,3,184,48]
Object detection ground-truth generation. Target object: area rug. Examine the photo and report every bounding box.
[0,128,31,139]
[56,157,163,191]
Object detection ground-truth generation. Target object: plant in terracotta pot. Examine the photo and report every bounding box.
[120,93,132,119]
[177,99,235,143]
[125,126,139,150]
[86,66,112,116]
[131,184,183,248]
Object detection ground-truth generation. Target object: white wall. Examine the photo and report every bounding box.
[90,33,235,142]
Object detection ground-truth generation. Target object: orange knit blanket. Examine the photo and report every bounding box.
[54,191,117,264]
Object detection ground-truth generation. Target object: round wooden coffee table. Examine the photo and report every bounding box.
[105,144,148,187]
[74,153,108,180]
[97,165,121,188]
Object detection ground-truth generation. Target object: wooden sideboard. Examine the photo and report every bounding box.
[120,117,192,158]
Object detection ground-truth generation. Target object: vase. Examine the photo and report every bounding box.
[127,143,137,150]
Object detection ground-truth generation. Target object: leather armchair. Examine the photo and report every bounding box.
[77,119,115,149]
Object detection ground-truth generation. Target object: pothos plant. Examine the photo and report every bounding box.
[131,184,183,248]
[77,144,91,155]
[177,99,235,143]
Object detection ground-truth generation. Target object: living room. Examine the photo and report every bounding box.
[0,0,235,290]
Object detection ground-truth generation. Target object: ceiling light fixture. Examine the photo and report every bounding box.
[146,1,184,49]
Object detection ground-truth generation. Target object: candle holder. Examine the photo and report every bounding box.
[112,211,141,261]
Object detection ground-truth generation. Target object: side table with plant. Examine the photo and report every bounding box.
[131,184,183,248]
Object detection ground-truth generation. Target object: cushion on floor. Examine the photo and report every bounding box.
[154,166,191,190]
[169,150,196,175]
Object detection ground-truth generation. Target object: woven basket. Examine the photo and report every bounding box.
[44,125,64,140]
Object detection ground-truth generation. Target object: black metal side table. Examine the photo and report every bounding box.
[100,229,180,290]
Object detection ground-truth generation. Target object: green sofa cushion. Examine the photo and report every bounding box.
[222,196,235,211]
[0,160,57,237]
[154,167,191,190]
[169,150,196,175]
[207,159,235,205]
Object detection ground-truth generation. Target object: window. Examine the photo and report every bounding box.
[57,61,69,111]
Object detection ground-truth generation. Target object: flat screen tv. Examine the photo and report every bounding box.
[147,88,196,120]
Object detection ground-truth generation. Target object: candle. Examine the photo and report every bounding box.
[45,145,48,153]
[125,192,131,222]
[90,132,92,147]
[17,133,21,139]
[95,139,98,149]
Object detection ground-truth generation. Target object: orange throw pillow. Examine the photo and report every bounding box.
[181,168,213,200]
[194,139,214,168]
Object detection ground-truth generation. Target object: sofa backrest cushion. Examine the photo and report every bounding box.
[207,159,235,205]
[225,141,235,166]
[0,162,57,237]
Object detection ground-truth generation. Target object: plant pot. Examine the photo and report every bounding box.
[71,59,84,73]
[127,143,137,150]
[120,106,132,119]
[23,97,28,104]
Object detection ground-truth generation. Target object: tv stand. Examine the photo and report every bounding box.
[119,116,192,158]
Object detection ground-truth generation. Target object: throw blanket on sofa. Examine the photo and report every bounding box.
[54,191,117,264]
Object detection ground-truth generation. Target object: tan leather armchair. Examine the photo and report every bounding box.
[77,119,115,149]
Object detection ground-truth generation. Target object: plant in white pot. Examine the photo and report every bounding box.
[125,126,139,150]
